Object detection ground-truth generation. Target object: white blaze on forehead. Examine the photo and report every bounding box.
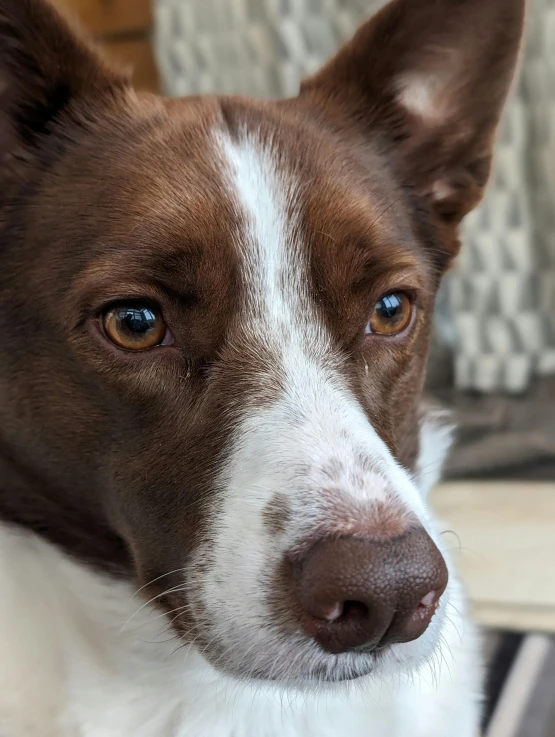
[215,129,333,378]
[214,128,426,518]
[215,131,307,331]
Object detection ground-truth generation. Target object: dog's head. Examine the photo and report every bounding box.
[0,0,523,684]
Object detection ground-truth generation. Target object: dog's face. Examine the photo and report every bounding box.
[0,0,523,683]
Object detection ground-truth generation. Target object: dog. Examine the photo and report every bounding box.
[0,0,524,735]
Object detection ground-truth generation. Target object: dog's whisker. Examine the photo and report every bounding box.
[368,196,404,229]
[124,602,194,635]
[119,583,192,633]
[133,568,187,597]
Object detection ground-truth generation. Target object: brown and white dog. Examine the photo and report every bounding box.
[0,1,524,735]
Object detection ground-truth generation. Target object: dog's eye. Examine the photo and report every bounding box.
[102,305,171,351]
[366,293,412,336]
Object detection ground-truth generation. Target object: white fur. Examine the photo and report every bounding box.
[0,133,481,736]
[417,408,455,497]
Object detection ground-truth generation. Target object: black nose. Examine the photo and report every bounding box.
[292,528,448,654]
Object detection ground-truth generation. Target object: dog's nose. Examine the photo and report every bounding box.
[292,528,448,654]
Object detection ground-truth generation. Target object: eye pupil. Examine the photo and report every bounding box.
[120,307,156,335]
[376,294,401,320]
[366,292,412,336]
[102,304,168,351]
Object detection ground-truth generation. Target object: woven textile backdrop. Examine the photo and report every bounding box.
[154,0,555,393]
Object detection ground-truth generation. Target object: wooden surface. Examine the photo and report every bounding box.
[52,0,152,36]
[431,482,555,632]
[51,0,159,92]
[102,39,159,92]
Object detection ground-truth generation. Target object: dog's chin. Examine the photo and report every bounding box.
[218,652,380,686]
[197,618,446,689]
[194,634,428,688]
[293,654,383,684]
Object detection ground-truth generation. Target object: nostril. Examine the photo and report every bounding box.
[405,589,442,631]
[307,598,376,654]
[418,590,438,610]
[315,600,369,623]
[321,602,344,622]
[342,600,369,621]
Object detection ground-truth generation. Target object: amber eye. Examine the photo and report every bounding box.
[102,304,170,351]
[366,292,412,336]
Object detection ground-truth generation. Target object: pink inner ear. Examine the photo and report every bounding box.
[396,71,455,127]
[429,179,457,206]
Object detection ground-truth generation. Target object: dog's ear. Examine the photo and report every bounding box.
[301,0,525,263]
[0,0,127,167]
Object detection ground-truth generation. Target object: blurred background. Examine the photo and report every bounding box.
[49,1,555,734]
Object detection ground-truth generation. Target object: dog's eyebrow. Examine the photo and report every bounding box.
[310,228,431,290]
[64,235,238,324]
[354,264,429,295]
[68,275,201,314]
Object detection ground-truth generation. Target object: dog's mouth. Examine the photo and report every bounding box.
[165,608,397,684]
[206,645,385,684]
[295,647,391,683]
[153,556,447,685]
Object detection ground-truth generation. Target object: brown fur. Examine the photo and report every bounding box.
[0,0,523,629]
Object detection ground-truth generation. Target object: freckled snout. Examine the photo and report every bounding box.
[292,528,448,654]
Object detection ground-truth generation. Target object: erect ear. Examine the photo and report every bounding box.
[0,0,127,167]
[301,0,525,263]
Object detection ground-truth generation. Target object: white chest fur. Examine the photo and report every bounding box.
[0,522,480,737]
